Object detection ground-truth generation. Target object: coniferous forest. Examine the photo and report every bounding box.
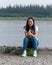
[0,5,52,17]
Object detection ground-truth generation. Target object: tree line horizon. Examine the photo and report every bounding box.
[0,5,52,17]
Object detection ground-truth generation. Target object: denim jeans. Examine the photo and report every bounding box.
[23,37,39,50]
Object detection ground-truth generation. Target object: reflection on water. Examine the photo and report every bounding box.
[0,20,52,48]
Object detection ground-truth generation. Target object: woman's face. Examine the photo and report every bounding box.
[28,19,34,27]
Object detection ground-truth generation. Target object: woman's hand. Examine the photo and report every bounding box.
[25,31,32,37]
[28,31,38,37]
[28,31,33,36]
[25,31,38,37]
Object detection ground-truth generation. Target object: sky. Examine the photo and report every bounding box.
[0,0,52,8]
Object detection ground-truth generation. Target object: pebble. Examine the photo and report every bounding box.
[0,53,52,65]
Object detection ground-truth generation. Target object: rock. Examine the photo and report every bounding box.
[10,50,16,55]
[0,46,6,53]
[4,46,23,55]
[4,46,16,53]
[16,47,23,55]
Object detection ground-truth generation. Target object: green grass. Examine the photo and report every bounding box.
[27,49,34,56]
[35,17,52,21]
[0,17,27,20]
[0,17,52,21]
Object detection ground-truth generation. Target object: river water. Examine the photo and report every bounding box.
[0,20,52,48]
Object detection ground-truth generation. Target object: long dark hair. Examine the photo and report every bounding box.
[24,17,35,32]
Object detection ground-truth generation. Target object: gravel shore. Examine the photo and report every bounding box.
[0,51,52,65]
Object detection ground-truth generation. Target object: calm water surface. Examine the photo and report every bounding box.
[0,20,52,48]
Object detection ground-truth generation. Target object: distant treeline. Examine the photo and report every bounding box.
[0,5,52,17]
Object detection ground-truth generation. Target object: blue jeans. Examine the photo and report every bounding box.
[23,37,39,50]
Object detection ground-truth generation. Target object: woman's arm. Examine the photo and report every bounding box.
[24,31,38,37]
[27,31,38,37]
[24,31,30,37]
[32,26,39,37]
[32,31,38,37]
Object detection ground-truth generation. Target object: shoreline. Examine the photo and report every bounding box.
[0,53,52,65]
[0,47,52,65]
[0,46,52,55]
[0,46,52,65]
[0,17,52,21]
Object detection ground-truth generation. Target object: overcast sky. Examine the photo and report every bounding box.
[0,0,52,8]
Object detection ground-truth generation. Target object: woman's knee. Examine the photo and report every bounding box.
[23,37,29,42]
[32,37,38,41]
[32,37,39,45]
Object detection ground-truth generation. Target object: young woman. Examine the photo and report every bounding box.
[22,17,39,57]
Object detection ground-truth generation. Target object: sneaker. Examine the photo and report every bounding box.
[21,51,27,57]
[33,50,37,57]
